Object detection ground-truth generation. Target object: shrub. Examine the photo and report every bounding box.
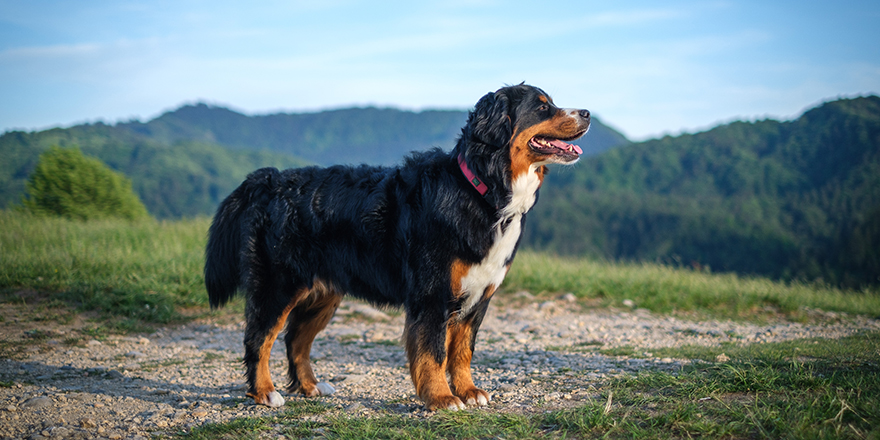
[22,146,150,221]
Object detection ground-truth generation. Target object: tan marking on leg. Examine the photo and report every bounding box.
[404,318,463,411]
[447,318,490,406]
[247,294,302,406]
[287,289,341,396]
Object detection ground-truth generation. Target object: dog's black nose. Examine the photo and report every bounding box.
[579,109,591,119]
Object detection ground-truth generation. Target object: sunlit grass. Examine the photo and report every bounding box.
[0,211,210,329]
[2,210,879,331]
[505,252,880,320]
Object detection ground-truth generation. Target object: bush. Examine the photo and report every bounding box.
[22,146,150,221]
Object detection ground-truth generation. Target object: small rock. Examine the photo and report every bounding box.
[22,396,52,409]
[341,374,367,385]
[192,409,208,417]
[125,351,145,358]
[49,427,70,437]
[81,418,97,428]
[107,370,125,380]
[498,383,517,392]
[137,337,150,345]
[514,291,534,299]
[560,293,577,303]
[349,304,390,321]
[715,353,730,363]
[538,301,555,311]
[345,402,365,412]
[622,299,635,308]
[87,340,102,346]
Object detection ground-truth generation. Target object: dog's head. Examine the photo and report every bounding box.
[457,84,591,201]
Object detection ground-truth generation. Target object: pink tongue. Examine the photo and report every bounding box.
[549,139,583,155]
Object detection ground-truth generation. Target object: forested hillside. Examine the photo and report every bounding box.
[526,96,880,287]
[0,104,627,218]
[0,125,307,218]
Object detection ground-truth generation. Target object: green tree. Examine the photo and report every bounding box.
[22,146,150,221]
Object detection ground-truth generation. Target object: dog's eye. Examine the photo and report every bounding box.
[538,104,550,112]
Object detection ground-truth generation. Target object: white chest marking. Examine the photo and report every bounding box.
[458,165,544,317]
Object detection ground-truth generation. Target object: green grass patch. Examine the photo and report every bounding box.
[180,400,331,439]
[505,252,880,320]
[579,332,880,439]
[2,210,879,330]
[0,211,209,328]
[179,332,880,439]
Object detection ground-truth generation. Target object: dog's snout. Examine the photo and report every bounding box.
[579,109,591,120]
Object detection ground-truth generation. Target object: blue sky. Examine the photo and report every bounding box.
[1,1,878,140]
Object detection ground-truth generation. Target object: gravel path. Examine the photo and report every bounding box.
[2,293,878,439]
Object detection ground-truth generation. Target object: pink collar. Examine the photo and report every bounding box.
[457,153,488,196]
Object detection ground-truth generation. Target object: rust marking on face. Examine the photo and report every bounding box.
[509,110,584,179]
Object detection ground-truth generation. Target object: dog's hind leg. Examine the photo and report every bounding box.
[284,281,342,397]
[243,289,307,408]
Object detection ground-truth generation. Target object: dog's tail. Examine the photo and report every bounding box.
[205,167,280,308]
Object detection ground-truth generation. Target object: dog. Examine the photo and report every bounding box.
[204,84,590,410]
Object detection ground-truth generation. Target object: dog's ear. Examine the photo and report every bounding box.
[469,91,512,147]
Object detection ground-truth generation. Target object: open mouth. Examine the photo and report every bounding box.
[528,134,585,159]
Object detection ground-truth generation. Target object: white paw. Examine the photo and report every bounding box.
[447,400,466,411]
[266,391,285,408]
[465,393,490,406]
[315,382,336,396]
[477,393,490,406]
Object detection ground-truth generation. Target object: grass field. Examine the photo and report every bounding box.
[2,211,877,328]
[2,210,879,439]
[0,211,210,331]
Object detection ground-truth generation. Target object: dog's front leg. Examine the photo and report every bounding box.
[447,299,492,406]
[404,311,465,411]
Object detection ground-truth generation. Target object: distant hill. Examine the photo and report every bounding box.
[525,96,880,286]
[0,103,629,218]
[0,124,308,218]
[118,103,628,165]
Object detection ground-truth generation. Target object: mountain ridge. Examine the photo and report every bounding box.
[116,102,628,165]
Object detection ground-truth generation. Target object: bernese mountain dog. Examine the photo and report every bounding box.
[205,84,590,410]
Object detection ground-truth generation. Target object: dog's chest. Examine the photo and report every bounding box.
[457,170,542,317]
